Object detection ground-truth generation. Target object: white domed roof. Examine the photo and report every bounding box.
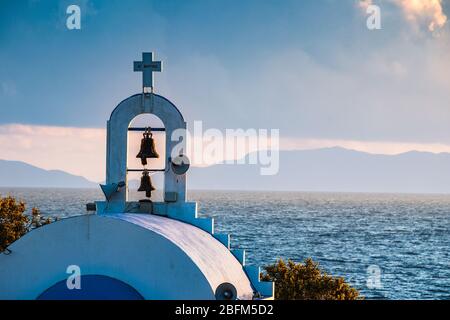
[0,213,254,300]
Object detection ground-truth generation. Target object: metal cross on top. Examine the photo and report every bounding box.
[134,52,162,92]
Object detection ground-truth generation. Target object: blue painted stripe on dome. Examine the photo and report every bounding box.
[37,275,144,300]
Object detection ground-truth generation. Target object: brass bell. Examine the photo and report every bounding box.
[136,128,159,166]
[137,170,155,198]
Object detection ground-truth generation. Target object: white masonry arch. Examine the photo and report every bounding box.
[106,93,187,207]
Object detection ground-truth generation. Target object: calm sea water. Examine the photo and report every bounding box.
[1,187,449,300]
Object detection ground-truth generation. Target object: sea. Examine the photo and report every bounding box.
[1,187,449,300]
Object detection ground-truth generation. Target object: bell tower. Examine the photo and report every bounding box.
[1,51,275,301]
[97,52,190,214]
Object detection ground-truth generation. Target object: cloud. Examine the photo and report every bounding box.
[358,0,448,33]
[280,137,450,155]
[398,0,447,32]
[2,123,450,182]
[0,124,106,182]
[358,0,374,10]
[163,37,450,145]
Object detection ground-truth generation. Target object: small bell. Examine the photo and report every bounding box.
[137,170,156,198]
[136,128,159,166]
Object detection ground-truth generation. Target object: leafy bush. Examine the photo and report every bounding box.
[0,196,55,252]
[262,258,362,300]
[0,196,28,252]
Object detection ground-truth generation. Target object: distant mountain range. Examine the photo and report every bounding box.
[188,147,450,194]
[2,147,450,193]
[0,159,97,188]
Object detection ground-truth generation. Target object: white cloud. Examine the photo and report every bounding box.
[358,0,448,33]
[280,137,450,155]
[358,0,374,10]
[398,0,447,32]
[2,123,450,182]
[0,124,106,182]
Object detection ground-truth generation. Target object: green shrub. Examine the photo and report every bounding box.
[262,258,362,300]
[0,196,56,252]
[0,196,29,252]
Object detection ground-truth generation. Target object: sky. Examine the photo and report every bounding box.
[1,0,450,181]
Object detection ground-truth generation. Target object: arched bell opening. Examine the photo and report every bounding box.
[127,114,165,202]
[105,93,187,207]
